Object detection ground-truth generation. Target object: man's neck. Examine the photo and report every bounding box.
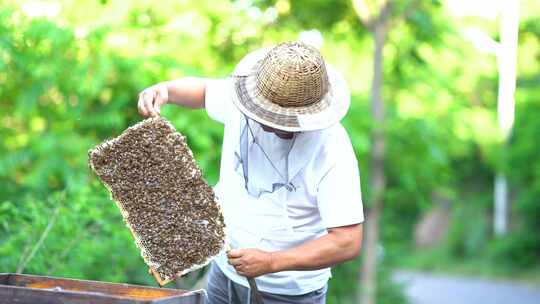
[274,131,294,140]
[260,124,294,140]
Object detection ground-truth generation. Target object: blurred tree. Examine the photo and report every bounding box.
[0,1,539,303]
[493,1,519,236]
[352,1,421,303]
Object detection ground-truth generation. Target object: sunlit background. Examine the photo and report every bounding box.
[1,0,539,303]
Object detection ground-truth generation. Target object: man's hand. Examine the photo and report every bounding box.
[137,83,169,117]
[227,248,274,278]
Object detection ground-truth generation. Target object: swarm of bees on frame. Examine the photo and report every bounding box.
[88,117,226,282]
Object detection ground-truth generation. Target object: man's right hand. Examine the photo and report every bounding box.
[137,83,169,117]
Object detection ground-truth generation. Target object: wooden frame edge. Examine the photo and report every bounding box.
[149,268,173,286]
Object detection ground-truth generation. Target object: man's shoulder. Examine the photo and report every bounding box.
[319,123,354,152]
[323,124,359,167]
[305,123,357,170]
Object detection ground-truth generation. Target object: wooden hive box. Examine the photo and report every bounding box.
[0,273,204,304]
[88,117,226,285]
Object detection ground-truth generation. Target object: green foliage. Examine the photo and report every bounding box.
[0,0,539,302]
[375,265,409,304]
[327,259,361,303]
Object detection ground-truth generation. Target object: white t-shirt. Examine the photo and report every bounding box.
[205,78,364,295]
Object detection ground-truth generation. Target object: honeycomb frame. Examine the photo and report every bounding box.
[88,117,226,285]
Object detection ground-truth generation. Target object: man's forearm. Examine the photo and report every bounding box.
[163,77,208,109]
[270,224,363,272]
[227,224,362,277]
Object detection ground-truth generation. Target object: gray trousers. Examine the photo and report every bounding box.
[205,262,327,304]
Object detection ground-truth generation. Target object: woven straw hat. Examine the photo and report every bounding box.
[231,41,350,132]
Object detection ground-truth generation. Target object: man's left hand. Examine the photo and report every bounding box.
[227,248,274,278]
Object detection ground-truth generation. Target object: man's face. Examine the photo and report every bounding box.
[260,123,295,140]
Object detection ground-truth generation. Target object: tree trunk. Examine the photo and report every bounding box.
[494,0,519,236]
[359,23,387,304]
[494,174,508,235]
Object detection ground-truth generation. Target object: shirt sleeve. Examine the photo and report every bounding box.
[317,138,365,228]
[205,78,233,124]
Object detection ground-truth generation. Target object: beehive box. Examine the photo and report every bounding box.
[0,273,204,304]
[88,117,226,285]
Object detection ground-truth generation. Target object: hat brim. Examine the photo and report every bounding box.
[231,48,350,132]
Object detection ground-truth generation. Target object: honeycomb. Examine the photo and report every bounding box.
[88,117,226,284]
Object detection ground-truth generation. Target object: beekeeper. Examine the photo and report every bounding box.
[137,41,364,304]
